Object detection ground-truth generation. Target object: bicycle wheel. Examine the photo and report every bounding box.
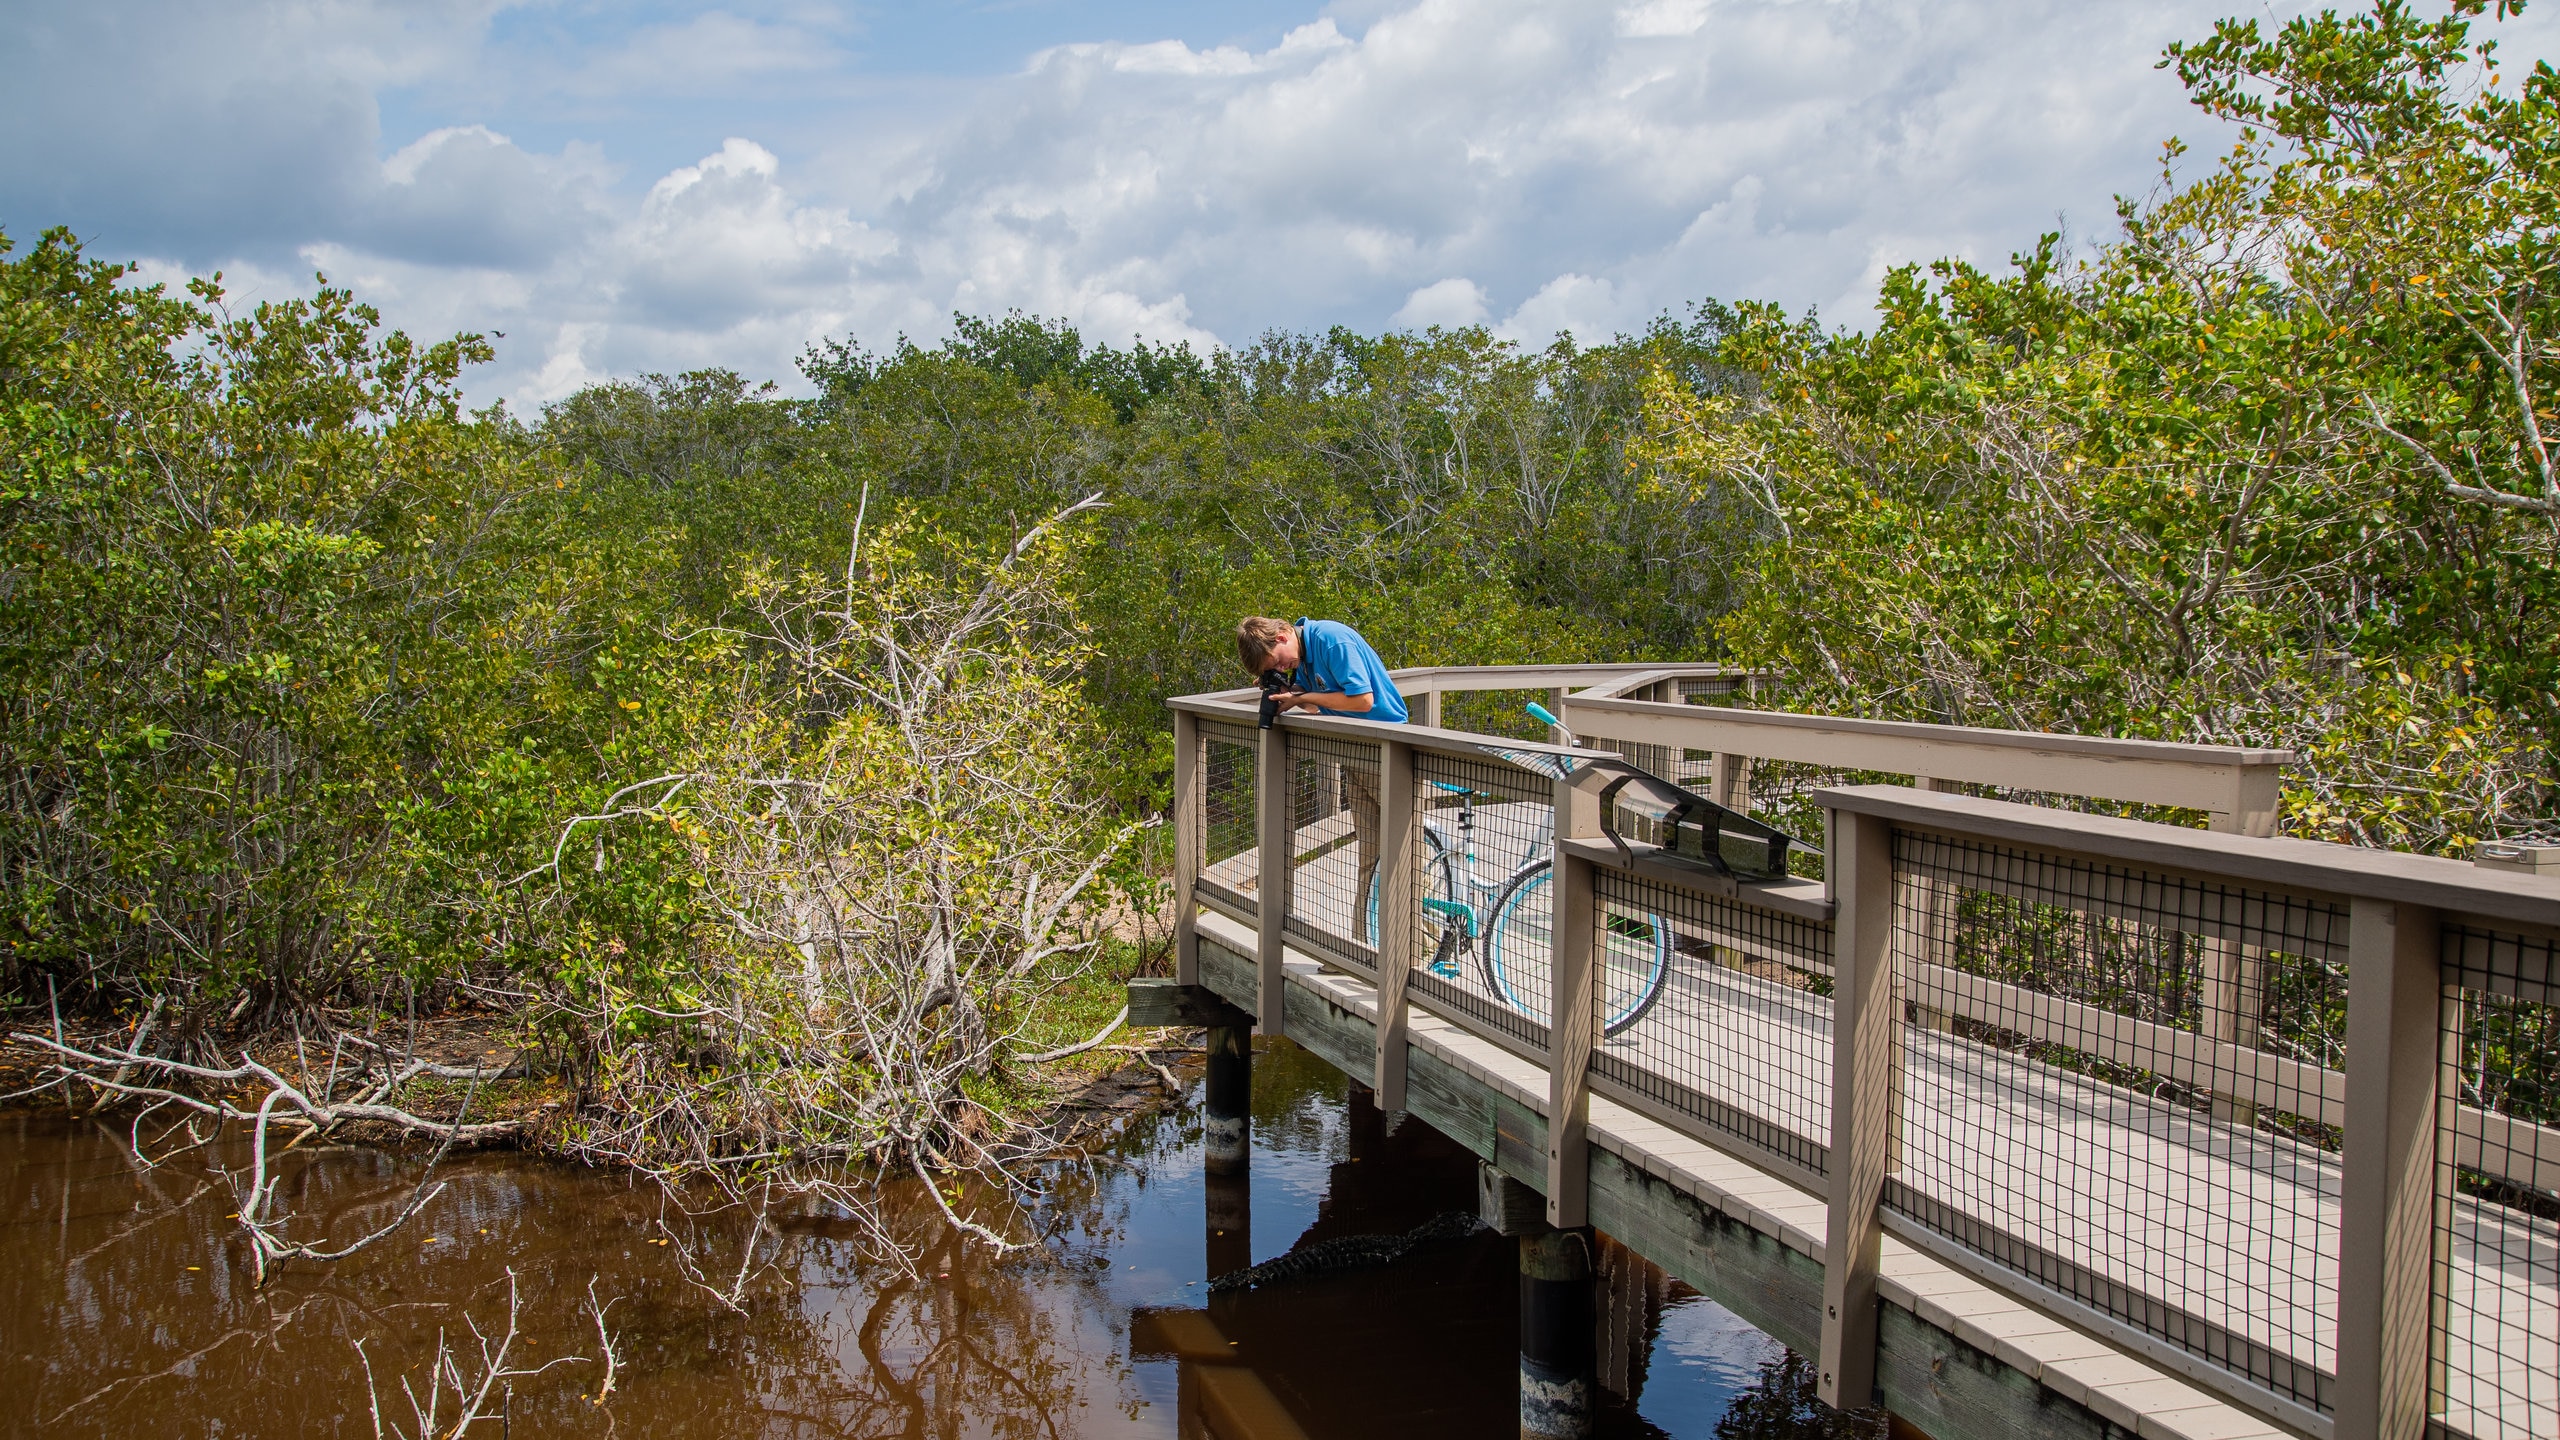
[1482,861,1674,1037]
[1362,824,1454,947]
[1479,862,1552,1020]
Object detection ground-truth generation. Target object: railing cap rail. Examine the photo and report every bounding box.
[1167,694,1611,764]
[1570,696,2295,769]
[1817,784,2560,930]
[1388,662,1753,693]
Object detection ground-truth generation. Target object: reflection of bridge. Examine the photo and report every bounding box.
[1140,665,2560,1440]
[1129,1085,1672,1440]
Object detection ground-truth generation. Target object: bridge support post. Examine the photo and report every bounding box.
[1203,1017,1253,1284]
[1519,1227,1596,1440]
[1373,737,1416,1110]
[1174,709,1202,986]
[1255,722,1291,1039]
[2335,899,2447,1440]
[1818,806,1895,1413]
[1483,1163,1596,1440]
[1205,1021,1253,1180]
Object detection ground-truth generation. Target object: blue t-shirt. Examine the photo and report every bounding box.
[1292,618,1408,723]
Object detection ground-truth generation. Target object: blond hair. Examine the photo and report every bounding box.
[1234,616,1295,673]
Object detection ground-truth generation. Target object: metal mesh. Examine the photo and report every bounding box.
[1196,720,1260,919]
[1401,748,1559,1055]
[2436,923,2560,1440]
[1885,828,2352,1415]
[1588,868,1836,1180]
[1283,729,1383,975]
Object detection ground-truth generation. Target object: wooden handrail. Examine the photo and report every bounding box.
[1166,694,1611,767]
[1387,662,1749,694]
[1568,695,2292,835]
[1815,785,2560,933]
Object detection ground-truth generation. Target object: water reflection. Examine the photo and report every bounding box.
[3,1041,1856,1437]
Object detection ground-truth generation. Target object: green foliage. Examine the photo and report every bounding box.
[0,229,621,1021]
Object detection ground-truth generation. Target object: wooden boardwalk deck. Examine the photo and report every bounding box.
[1238,823,2560,1440]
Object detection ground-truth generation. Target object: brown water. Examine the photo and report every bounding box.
[3,1043,1860,1438]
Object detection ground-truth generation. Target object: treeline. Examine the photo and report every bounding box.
[3,0,2553,1044]
[0,245,1735,1038]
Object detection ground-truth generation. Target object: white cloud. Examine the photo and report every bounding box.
[1394,277,1491,328]
[1499,273,1622,346]
[13,0,2560,406]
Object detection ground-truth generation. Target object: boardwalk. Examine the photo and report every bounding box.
[1241,815,2560,1440]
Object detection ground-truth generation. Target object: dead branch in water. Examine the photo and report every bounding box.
[355,1269,596,1440]
[10,1030,518,1283]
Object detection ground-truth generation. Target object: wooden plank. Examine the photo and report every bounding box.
[1127,978,1252,1029]
[1821,807,1896,1411]
[1873,1302,2117,1440]
[1584,1144,1828,1358]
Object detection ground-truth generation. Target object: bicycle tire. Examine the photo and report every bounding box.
[1362,824,1455,948]
[1481,860,1673,1037]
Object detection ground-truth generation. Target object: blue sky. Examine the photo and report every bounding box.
[9,1,2556,407]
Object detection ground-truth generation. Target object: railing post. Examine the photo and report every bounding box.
[1371,737,1417,1110]
[1174,709,1203,986]
[1254,722,1291,1039]
[1413,689,1441,729]
[1545,772,1603,1228]
[1711,752,1752,813]
[1818,806,1894,1413]
[2199,807,2271,1126]
[2335,899,2446,1440]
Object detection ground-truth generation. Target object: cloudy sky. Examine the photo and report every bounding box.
[7,1,2554,407]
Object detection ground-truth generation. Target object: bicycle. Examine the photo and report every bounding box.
[1357,709,1674,1038]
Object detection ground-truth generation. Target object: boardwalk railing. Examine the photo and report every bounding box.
[1166,673,2560,1440]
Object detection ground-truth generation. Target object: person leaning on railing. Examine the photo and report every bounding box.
[1236,616,1409,933]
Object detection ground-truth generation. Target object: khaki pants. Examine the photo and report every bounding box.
[1345,764,1382,937]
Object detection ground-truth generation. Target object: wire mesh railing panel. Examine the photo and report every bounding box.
[1589,868,1836,1178]
[1403,747,1560,1054]
[1197,721,1260,919]
[1282,729,1383,975]
[2436,924,2560,1440]
[1886,829,2352,1416]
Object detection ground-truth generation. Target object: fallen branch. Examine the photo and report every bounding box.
[1016,1007,1128,1064]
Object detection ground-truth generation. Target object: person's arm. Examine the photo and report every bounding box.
[1281,689,1373,714]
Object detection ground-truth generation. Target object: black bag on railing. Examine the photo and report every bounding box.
[1590,764,1812,882]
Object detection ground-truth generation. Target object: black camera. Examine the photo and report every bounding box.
[1256,668,1293,730]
